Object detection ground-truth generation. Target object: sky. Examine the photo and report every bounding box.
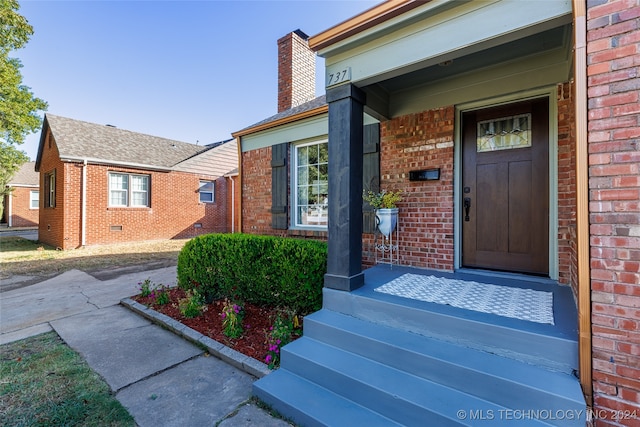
[15,0,379,161]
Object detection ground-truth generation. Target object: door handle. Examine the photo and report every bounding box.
[464,197,471,222]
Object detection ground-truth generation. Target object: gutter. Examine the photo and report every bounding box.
[59,156,173,172]
[572,0,592,406]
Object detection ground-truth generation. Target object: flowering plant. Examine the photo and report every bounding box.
[265,312,301,369]
[362,189,402,209]
[221,300,244,339]
[178,289,206,318]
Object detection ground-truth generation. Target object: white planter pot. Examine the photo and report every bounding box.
[375,208,398,238]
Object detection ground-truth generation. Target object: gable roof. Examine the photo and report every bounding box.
[232,95,327,138]
[7,162,39,187]
[36,114,209,171]
[173,138,239,178]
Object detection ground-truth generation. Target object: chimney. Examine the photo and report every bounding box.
[277,29,316,113]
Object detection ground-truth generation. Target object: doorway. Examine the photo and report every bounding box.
[461,98,550,275]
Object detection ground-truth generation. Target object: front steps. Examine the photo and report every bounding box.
[254,272,586,426]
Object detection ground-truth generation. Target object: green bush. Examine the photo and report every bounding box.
[177,233,327,314]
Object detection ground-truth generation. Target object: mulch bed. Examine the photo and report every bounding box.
[133,288,298,364]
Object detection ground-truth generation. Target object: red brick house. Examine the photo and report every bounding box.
[35,114,238,249]
[2,161,39,227]
[237,1,639,425]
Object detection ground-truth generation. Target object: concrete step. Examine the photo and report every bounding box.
[303,309,585,427]
[323,287,578,373]
[253,369,403,427]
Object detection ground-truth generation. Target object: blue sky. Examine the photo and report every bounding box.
[16,0,379,160]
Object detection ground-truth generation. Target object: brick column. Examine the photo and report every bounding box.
[324,84,366,291]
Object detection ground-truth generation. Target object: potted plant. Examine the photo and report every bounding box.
[362,189,402,237]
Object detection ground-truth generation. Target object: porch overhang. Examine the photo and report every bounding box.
[312,0,573,90]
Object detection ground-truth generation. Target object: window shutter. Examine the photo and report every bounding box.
[363,123,380,234]
[271,142,289,229]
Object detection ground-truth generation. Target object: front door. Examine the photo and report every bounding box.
[462,98,549,275]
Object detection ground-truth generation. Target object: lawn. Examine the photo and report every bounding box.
[0,332,135,426]
[0,236,188,279]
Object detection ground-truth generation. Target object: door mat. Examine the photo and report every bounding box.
[374,274,554,325]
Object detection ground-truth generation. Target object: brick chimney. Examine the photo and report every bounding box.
[277,29,316,113]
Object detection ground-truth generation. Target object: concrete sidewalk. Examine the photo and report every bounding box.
[0,266,291,426]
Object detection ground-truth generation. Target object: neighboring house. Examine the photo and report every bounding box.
[2,161,39,227]
[35,114,238,249]
[237,1,639,425]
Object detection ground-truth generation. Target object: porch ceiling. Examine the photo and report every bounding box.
[373,24,571,94]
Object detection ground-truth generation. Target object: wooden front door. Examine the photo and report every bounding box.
[462,98,549,275]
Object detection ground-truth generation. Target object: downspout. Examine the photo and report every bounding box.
[7,186,12,227]
[236,137,242,233]
[573,0,592,405]
[81,160,87,247]
[230,176,235,233]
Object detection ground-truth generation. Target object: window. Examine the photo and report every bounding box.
[44,170,56,208]
[199,181,214,203]
[294,140,328,228]
[108,173,149,207]
[30,191,39,209]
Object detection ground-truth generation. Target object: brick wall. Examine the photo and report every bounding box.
[587,0,640,422]
[363,107,456,270]
[558,81,579,290]
[38,133,66,249]
[38,132,229,249]
[5,187,38,227]
[277,31,316,113]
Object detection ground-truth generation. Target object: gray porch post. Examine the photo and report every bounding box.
[324,83,365,291]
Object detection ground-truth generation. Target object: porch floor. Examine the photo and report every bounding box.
[358,264,579,352]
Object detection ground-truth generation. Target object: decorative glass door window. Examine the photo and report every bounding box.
[294,140,328,227]
[477,113,531,152]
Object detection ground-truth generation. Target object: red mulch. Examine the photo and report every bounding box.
[133,288,299,365]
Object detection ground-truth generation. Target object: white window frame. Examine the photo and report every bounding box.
[292,139,329,229]
[199,180,215,203]
[108,172,149,207]
[30,190,39,209]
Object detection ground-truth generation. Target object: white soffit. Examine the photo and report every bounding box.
[320,0,573,87]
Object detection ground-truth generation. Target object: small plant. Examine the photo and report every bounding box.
[265,311,301,369]
[221,300,245,339]
[155,285,170,305]
[178,289,205,318]
[362,189,402,209]
[138,278,153,297]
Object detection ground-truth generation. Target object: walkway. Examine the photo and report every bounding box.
[0,266,290,427]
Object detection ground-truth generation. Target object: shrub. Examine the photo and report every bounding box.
[177,233,327,315]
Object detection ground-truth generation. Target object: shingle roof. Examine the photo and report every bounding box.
[8,162,39,186]
[234,95,327,136]
[40,114,207,169]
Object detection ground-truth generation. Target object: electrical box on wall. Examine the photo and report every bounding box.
[409,168,440,181]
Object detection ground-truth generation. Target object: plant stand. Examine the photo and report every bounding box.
[374,213,399,268]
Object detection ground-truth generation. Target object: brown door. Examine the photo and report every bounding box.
[462,98,549,275]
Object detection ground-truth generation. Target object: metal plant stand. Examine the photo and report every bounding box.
[374,216,399,267]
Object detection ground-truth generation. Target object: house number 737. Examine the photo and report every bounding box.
[326,67,351,87]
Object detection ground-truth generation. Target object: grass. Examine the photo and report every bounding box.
[0,332,135,427]
[0,236,188,279]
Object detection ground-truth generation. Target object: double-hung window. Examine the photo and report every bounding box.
[30,191,39,209]
[199,181,214,203]
[293,140,328,228]
[44,170,56,208]
[109,173,149,207]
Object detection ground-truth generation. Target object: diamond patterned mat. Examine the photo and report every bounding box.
[374,274,554,325]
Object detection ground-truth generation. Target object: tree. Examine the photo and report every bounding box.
[0,0,47,220]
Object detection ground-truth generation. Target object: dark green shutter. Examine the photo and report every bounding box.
[271,142,289,229]
[363,124,380,234]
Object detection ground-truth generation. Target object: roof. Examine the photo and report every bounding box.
[232,95,327,138]
[308,0,428,51]
[36,114,209,171]
[7,162,39,187]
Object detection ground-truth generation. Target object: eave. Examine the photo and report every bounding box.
[232,105,328,138]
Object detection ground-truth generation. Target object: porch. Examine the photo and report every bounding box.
[254,266,586,426]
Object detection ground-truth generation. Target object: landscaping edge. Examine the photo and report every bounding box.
[120,298,271,379]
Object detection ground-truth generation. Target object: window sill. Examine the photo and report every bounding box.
[287,228,328,239]
[107,206,151,210]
